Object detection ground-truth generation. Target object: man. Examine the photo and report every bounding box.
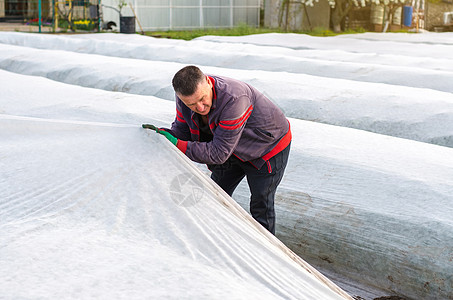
[143,65,291,234]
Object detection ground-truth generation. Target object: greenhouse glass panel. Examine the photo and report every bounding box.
[233,0,260,5]
[172,7,200,28]
[233,7,258,26]
[203,7,231,27]
[139,7,170,29]
[202,0,230,6]
[173,0,198,6]
[101,0,260,31]
[149,0,170,5]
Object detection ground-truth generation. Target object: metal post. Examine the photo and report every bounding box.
[416,0,420,32]
[169,0,172,30]
[230,0,233,28]
[199,0,203,28]
[52,0,54,31]
[69,0,72,30]
[38,0,42,32]
[98,0,101,31]
[257,0,260,27]
[54,0,58,32]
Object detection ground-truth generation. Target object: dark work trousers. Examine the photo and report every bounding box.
[209,143,291,234]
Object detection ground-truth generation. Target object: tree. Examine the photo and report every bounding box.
[330,0,357,32]
[277,0,406,33]
[376,0,406,31]
[331,0,406,32]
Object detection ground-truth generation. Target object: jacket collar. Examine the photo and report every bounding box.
[208,76,217,110]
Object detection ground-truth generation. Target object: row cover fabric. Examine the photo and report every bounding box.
[0,114,349,299]
[1,32,452,299]
[0,32,452,147]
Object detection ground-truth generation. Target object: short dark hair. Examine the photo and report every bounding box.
[172,65,205,96]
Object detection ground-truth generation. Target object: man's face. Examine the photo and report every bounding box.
[178,76,213,116]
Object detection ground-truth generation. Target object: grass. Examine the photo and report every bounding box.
[145,24,281,40]
[145,24,369,40]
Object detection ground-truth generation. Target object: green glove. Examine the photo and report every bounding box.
[142,124,158,131]
[142,124,178,146]
[157,130,178,146]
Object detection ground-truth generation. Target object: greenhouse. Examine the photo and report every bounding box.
[102,0,261,31]
[0,0,261,32]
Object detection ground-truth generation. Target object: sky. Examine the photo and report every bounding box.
[0,31,452,300]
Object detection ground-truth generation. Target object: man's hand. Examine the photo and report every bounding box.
[142,124,177,146]
[142,124,158,131]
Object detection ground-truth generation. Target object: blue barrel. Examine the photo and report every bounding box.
[403,6,413,27]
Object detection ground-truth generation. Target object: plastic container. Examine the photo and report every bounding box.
[403,6,413,27]
[120,16,135,34]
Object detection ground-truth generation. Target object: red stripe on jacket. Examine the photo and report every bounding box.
[176,109,186,123]
[219,105,253,130]
[262,122,292,161]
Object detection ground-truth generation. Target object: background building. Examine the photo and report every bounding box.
[101,0,261,31]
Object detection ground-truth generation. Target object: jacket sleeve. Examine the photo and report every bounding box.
[180,95,253,165]
[162,98,191,141]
